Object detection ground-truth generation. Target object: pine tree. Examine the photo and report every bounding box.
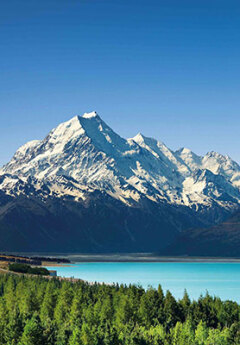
[164,290,182,329]
[19,313,45,345]
[68,327,82,345]
[195,320,208,345]
[4,307,23,345]
[40,281,57,321]
[139,288,160,327]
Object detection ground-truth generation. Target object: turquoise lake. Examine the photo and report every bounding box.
[46,262,240,302]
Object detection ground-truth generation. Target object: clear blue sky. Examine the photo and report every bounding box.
[1,0,240,166]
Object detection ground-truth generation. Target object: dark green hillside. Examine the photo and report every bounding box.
[0,191,203,253]
[166,210,240,256]
[0,274,240,344]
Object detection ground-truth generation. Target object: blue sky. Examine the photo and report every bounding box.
[1,0,240,165]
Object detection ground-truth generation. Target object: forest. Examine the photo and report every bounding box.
[0,274,240,344]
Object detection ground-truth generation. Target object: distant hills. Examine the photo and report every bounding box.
[0,112,240,254]
[166,210,240,257]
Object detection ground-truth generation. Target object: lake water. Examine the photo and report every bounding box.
[46,262,240,302]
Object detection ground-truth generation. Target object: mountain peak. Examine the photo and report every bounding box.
[133,133,145,143]
[82,111,98,119]
[177,147,192,155]
[49,111,102,143]
[2,111,240,213]
[2,111,240,255]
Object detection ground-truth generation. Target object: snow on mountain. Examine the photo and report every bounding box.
[182,169,240,208]
[1,112,240,211]
[202,151,240,188]
[132,134,189,177]
[175,147,202,173]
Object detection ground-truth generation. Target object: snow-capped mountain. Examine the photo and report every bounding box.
[1,111,240,209]
[0,111,239,253]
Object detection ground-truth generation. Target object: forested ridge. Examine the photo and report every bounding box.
[0,275,240,344]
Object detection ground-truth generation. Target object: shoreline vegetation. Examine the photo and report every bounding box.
[0,274,239,344]
[0,253,71,270]
[8,263,50,276]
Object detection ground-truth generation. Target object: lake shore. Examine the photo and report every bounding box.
[58,254,240,263]
[3,252,240,263]
[38,253,240,263]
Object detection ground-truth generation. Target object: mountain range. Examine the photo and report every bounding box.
[0,111,240,255]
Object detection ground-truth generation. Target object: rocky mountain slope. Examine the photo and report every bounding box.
[0,112,240,253]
